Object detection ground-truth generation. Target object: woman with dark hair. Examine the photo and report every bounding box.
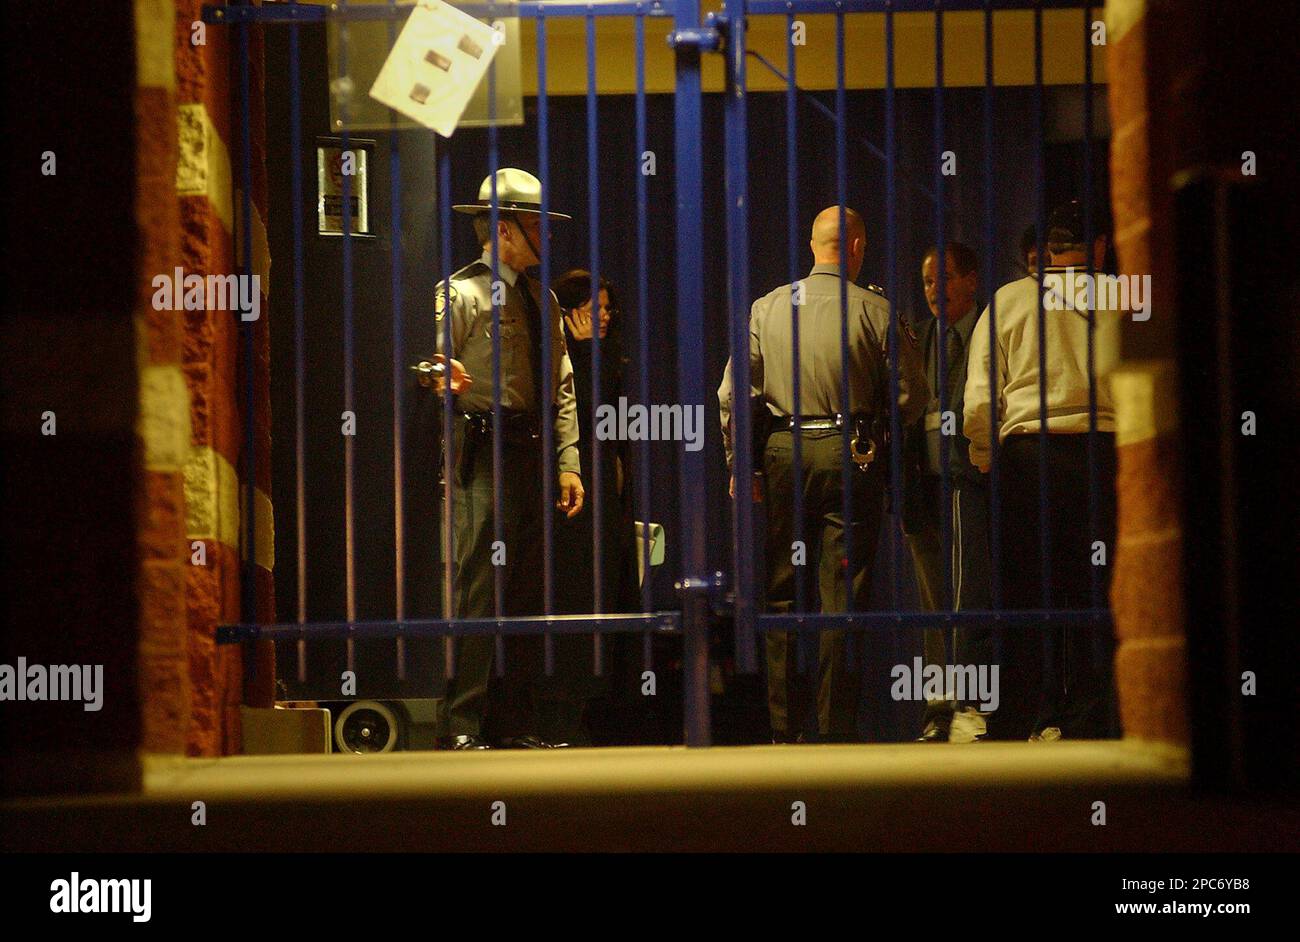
[539,269,641,744]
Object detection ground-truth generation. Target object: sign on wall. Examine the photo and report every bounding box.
[316,139,375,238]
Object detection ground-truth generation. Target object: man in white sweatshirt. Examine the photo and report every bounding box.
[962,201,1123,741]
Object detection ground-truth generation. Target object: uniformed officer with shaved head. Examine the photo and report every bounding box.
[719,206,929,743]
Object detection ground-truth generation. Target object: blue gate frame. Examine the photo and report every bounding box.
[207,0,1108,749]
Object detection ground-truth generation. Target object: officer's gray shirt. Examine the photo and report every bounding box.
[434,250,580,475]
[718,264,930,468]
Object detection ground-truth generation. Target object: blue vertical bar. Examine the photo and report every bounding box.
[439,147,456,678]
[635,10,653,670]
[289,4,308,683]
[885,3,905,611]
[236,9,258,670]
[983,0,1001,610]
[724,0,756,673]
[673,0,711,747]
[388,0,406,680]
[1033,1,1051,609]
[934,2,952,613]
[487,43,505,674]
[834,13,853,621]
[785,12,806,621]
[338,4,358,673]
[1083,3,1101,608]
[585,13,604,676]
[537,10,556,677]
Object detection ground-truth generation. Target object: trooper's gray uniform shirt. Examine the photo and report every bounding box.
[435,248,581,472]
[718,263,930,459]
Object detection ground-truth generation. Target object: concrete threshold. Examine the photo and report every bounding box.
[3,741,1294,852]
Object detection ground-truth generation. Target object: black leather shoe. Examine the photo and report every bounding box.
[497,735,569,749]
[915,718,951,742]
[438,734,492,750]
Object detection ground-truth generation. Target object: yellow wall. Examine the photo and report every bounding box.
[524,8,1107,96]
[314,3,1106,96]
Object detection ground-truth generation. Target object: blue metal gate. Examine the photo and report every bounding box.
[209,0,1108,749]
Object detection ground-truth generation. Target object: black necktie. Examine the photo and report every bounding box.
[517,279,546,408]
[929,325,963,407]
[944,328,963,403]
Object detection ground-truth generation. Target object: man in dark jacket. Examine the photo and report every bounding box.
[902,242,992,742]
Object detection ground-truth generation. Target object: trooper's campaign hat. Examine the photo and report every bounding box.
[452,168,571,220]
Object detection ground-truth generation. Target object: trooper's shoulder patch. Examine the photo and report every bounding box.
[434,283,460,320]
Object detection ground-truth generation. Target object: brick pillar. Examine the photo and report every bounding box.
[174,1,276,755]
[1104,0,1188,744]
[137,0,193,756]
[1131,0,1298,788]
[1,1,276,790]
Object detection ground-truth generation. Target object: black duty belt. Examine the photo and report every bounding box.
[780,413,861,432]
[775,412,884,468]
[459,409,542,441]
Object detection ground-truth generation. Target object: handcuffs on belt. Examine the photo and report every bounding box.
[785,413,879,470]
[851,428,877,467]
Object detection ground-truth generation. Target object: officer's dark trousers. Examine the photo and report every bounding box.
[994,433,1119,740]
[763,430,881,741]
[438,417,548,740]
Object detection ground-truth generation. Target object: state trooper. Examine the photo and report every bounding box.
[418,168,585,750]
[719,206,929,743]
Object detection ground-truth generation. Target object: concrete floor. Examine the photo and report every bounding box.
[3,741,1295,851]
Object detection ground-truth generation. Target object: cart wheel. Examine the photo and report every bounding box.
[334,700,401,754]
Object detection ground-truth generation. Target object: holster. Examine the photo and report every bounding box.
[453,407,554,482]
[731,394,774,473]
[871,413,892,467]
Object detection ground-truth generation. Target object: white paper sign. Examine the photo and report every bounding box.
[368,1,502,137]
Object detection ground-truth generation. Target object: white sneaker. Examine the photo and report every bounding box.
[948,707,988,743]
